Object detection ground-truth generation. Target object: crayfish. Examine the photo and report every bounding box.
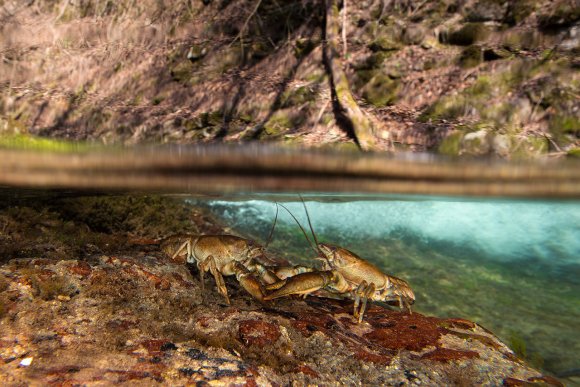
[161,233,280,304]
[263,200,415,323]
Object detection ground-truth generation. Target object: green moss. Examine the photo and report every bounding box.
[505,0,537,25]
[304,70,326,83]
[480,102,515,128]
[217,47,243,73]
[152,96,165,105]
[239,112,253,123]
[508,331,544,369]
[447,23,489,46]
[498,60,532,90]
[438,132,464,156]
[368,36,400,52]
[280,86,317,108]
[0,133,94,153]
[37,276,73,301]
[56,195,194,237]
[420,96,466,122]
[293,38,318,58]
[187,44,207,62]
[461,129,492,155]
[247,41,271,61]
[549,115,579,135]
[466,76,492,96]
[511,136,549,159]
[538,1,580,28]
[502,30,542,52]
[362,74,400,107]
[509,331,527,358]
[262,112,294,138]
[459,45,483,68]
[567,148,580,158]
[322,141,360,152]
[170,61,193,84]
[357,52,391,71]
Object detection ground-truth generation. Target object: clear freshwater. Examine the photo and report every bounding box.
[199,195,580,375]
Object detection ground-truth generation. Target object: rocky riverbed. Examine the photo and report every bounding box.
[0,195,564,385]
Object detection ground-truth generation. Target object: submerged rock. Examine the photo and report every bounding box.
[0,253,562,385]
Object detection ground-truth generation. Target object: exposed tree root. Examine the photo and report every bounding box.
[324,0,378,151]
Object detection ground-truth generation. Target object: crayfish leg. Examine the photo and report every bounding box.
[199,255,231,305]
[353,281,368,321]
[358,283,375,323]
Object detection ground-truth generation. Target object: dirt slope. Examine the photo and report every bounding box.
[0,0,578,157]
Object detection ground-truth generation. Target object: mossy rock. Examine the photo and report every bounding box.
[459,45,484,68]
[402,24,426,45]
[505,0,537,25]
[187,44,207,62]
[480,103,512,128]
[492,134,512,157]
[549,115,580,136]
[353,69,377,90]
[356,52,391,71]
[247,41,271,60]
[294,38,318,58]
[361,74,400,107]
[567,147,580,158]
[280,86,317,108]
[446,23,490,46]
[260,111,303,139]
[420,96,466,122]
[461,129,492,155]
[184,111,223,131]
[483,47,512,61]
[199,111,223,127]
[511,136,549,159]
[465,76,493,97]
[215,47,243,73]
[438,131,464,156]
[170,61,193,83]
[538,1,580,29]
[368,36,401,52]
[502,30,543,52]
[465,0,508,22]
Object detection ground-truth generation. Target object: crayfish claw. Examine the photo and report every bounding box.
[237,273,268,303]
[264,271,334,301]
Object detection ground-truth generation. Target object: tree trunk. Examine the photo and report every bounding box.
[324,0,377,151]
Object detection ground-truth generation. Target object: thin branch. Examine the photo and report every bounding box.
[229,0,263,48]
[341,0,347,59]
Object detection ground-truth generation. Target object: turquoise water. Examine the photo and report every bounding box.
[199,196,580,375]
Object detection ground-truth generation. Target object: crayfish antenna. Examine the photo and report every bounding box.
[264,202,279,248]
[299,194,320,250]
[278,202,319,256]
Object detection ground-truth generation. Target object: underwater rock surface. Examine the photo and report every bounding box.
[0,254,561,385]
